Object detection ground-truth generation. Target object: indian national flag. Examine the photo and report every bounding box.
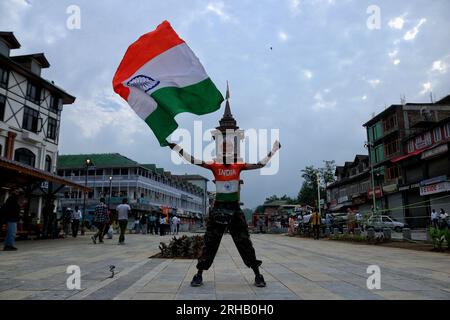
[113,20,223,146]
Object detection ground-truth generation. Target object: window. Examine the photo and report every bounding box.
[383,114,398,133]
[0,94,5,121]
[407,140,415,153]
[445,123,450,138]
[45,155,52,172]
[372,144,384,163]
[26,82,41,105]
[433,127,442,143]
[22,106,40,133]
[14,148,36,167]
[386,166,400,181]
[47,117,57,139]
[384,139,400,157]
[424,132,432,145]
[49,95,61,113]
[0,67,8,88]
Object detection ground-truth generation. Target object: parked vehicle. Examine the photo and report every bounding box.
[365,215,408,232]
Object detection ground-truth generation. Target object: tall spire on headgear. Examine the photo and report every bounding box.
[217,81,238,132]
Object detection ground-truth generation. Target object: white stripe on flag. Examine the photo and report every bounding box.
[127,87,158,120]
[216,180,240,193]
[123,43,209,95]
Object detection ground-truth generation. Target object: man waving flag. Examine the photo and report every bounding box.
[113,20,223,146]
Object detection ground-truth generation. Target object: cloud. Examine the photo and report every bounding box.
[393,59,401,65]
[362,95,367,101]
[403,18,426,41]
[278,31,289,42]
[368,79,381,88]
[312,91,336,111]
[205,2,232,21]
[388,16,405,30]
[431,59,448,74]
[420,82,432,95]
[288,0,301,15]
[303,69,313,79]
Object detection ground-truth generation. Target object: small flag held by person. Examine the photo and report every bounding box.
[113,20,224,146]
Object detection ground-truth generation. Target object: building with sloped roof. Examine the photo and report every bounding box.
[56,153,206,222]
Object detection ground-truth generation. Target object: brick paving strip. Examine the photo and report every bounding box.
[0,233,449,300]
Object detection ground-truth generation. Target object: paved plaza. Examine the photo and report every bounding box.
[0,232,449,300]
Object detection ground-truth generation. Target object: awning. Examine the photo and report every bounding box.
[391,148,426,163]
[0,156,90,192]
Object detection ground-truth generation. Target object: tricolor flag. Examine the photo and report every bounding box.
[113,20,223,146]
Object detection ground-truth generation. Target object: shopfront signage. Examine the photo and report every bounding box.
[368,187,383,198]
[420,181,450,196]
[382,184,398,194]
[421,144,448,160]
[420,175,447,186]
[398,185,410,191]
[338,196,349,204]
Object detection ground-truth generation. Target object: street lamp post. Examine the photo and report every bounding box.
[316,173,321,216]
[108,176,113,210]
[81,158,91,235]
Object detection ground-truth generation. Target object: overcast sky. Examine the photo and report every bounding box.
[2,0,450,208]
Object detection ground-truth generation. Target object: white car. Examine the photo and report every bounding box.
[365,215,408,232]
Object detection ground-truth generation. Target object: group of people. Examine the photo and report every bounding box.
[132,212,181,236]
[431,208,449,229]
[89,197,183,245]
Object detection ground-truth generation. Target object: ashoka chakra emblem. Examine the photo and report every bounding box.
[127,75,160,92]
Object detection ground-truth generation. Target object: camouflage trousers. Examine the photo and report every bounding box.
[197,201,262,271]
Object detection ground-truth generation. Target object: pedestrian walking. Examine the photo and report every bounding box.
[159,216,166,236]
[172,215,180,235]
[140,213,148,234]
[1,190,24,251]
[431,209,438,228]
[71,206,82,237]
[148,214,156,234]
[91,198,109,244]
[311,209,321,240]
[439,208,448,229]
[61,208,72,238]
[116,198,131,244]
[41,198,55,239]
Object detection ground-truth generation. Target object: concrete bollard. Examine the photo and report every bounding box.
[383,228,392,240]
[403,228,411,240]
[333,228,340,235]
[366,228,375,240]
[354,228,361,236]
[343,227,349,234]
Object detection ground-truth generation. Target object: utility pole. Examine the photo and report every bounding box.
[365,142,377,217]
[81,158,91,235]
[317,173,321,216]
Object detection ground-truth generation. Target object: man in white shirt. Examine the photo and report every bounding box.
[172,215,180,235]
[431,209,438,228]
[71,206,82,238]
[116,198,131,244]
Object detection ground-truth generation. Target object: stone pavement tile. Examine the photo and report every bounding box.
[373,290,430,300]
[132,292,176,300]
[0,289,35,300]
[288,267,336,282]
[140,280,181,293]
[13,266,66,280]
[316,281,383,300]
[0,278,22,292]
[175,293,217,300]
[178,281,215,295]
[215,282,253,295]
[216,292,258,300]
[417,290,450,300]
[24,290,79,300]
[388,279,437,291]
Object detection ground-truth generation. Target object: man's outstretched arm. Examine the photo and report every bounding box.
[244,140,281,170]
[168,143,209,167]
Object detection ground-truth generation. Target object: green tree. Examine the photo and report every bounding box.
[297,182,315,206]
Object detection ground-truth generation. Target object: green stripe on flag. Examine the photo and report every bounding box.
[215,192,239,202]
[145,78,223,146]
